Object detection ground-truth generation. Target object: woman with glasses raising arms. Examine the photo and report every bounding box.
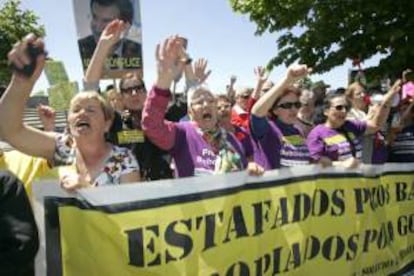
[141,35,264,178]
[250,64,312,169]
[306,85,398,168]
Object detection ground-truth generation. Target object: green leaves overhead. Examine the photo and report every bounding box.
[0,0,45,85]
[230,0,413,77]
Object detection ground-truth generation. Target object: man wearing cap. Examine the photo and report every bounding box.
[311,80,330,107]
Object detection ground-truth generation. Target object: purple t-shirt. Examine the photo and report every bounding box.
[234,125,254,159]
[306,120,367,162]
[251,116,310,169]
[366,132,388,164]
[170,122,248,177]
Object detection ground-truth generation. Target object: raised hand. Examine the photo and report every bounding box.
[388,79,402,95]
[8,33,46,84]
[98,19,127,49]
[286,64,311,83]
[155,35,182,89]
[194,58,211,84]
[254,66,268,85]
[37,104,56,131]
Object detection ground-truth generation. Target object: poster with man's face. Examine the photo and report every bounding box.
[73,0,143,79]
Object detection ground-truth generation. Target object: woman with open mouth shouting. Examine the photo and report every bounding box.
[250,64,312,169]
[0,34,141,192]
[142,35,264,178]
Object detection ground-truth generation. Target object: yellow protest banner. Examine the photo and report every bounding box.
[34,164,414,275]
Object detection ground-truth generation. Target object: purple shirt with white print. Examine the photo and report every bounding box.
[306,120,367,162]
[250,115,310,169]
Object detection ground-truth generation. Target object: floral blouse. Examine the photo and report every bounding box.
[52,134,139,186]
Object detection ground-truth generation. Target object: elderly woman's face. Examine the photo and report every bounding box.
[189,90,218,131]
[68,97,110,138]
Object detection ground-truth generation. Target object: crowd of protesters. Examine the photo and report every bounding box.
[0,19,413,273]
[0,22,413,190]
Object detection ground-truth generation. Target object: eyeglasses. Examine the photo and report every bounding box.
[121,85,146,95]
[331,105,350,112]
[239,95,250,100]
[277,101,302,109]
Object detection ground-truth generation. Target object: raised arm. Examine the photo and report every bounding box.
[0,34,56,159]
[248,66,268,112]
[83,19,126,88]
[251,64,311,118]
[227,75,237,104]
[251,66,268,100]
[365,79,402,134]
[142,36,184,150]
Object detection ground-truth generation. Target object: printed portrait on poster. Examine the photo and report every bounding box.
[73,0,143,78]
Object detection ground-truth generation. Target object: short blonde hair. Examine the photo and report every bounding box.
[70,91,114,122]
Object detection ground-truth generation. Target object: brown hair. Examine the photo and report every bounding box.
[119,72,146,92]
[271,86,302,110]
[216,94,231,103]
[345,82,364,100]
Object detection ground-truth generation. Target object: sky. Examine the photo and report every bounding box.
[16,0,380,94]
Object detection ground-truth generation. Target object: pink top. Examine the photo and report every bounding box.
[402,82,414,100]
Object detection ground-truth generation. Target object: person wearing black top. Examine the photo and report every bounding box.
[0,170,39,276]
[84,20,174,180]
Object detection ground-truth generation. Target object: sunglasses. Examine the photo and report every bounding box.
[331,105,350,112]
[239,95,250,99]
[121,85,146,95]
[277,101,302,109]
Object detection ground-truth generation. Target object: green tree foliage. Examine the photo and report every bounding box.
[230,0,414,78]
[0,0,45,85]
